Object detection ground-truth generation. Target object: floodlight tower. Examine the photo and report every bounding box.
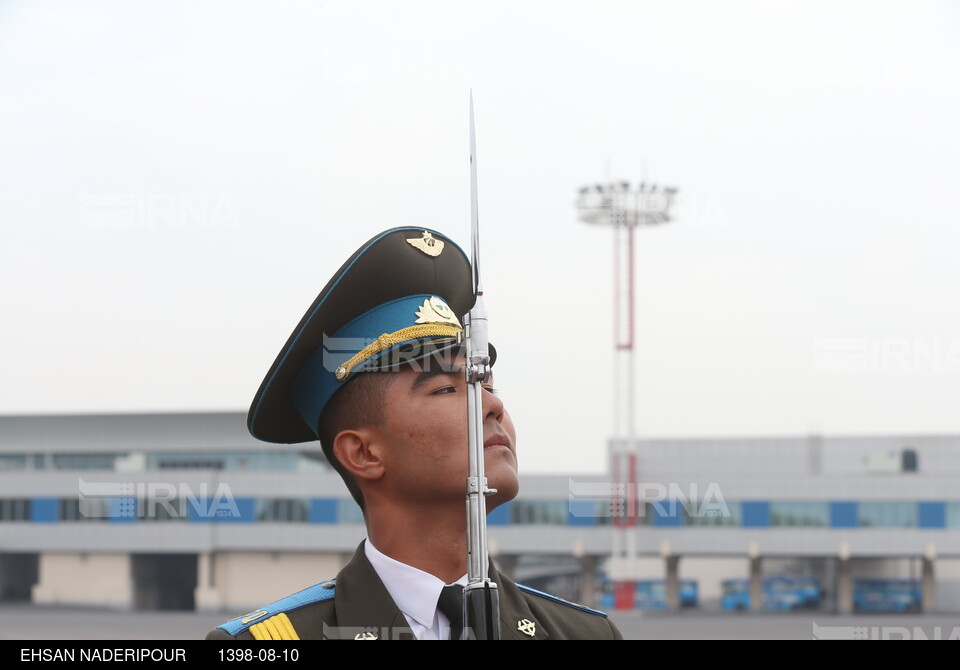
[574,181,677,585]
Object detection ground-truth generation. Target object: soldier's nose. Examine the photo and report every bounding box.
[483,387,505,421]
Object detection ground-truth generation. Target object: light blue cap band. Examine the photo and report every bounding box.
[292,294,460,435]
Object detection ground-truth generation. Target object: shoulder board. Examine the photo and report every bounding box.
[217,579,337,638]
[516,584,609,618]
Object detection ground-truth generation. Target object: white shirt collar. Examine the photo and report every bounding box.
[364,539,466,640]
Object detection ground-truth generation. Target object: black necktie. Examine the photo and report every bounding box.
[437,585,464,640]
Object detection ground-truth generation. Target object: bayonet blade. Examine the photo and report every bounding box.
[470,91,482,297]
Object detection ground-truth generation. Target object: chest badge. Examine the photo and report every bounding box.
[517,618,536,637]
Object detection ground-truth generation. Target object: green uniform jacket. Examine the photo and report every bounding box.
[207,542,622,640]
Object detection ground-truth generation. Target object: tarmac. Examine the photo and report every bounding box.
[2,603,960,640]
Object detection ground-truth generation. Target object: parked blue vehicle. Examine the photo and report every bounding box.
[599,577,699,610]
[721,576,822,611]
[853,578,922,613]
[634,579,699,610]
[720,579,751,611]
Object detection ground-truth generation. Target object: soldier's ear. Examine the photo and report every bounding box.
[332,429,385,482]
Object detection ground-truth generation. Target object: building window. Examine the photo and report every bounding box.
[256,498,309,523]
[591,499,616,526]
[140,497,186,522]
[0,455,27,471]
[59,498,105,522]
[0,499,31,521]
[858,502,918,528]
[337,500,365,524]
[685,501,742,527]
[510,500,568,526]
[51,453,117,470]
[594,498,656,526]
[902,449,918,473]
[298,451,333,472]
[946,503,960,529]
[149,451,309,471]
[156,459,225,470]
[771,502,829,527]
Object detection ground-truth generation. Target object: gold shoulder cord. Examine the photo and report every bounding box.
[249,612,300,640]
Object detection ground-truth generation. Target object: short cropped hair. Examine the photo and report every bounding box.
[317,371,394,511]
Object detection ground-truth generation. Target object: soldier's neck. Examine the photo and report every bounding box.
[365,504,469,584]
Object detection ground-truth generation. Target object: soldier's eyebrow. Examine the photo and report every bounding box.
[409,367,496,394]
[410,368,461,393]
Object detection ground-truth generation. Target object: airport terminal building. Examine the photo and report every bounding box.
[1,412,959,614]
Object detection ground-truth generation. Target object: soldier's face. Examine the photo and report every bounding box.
[374,363,519,511]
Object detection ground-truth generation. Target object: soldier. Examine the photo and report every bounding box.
[207,228,622,640]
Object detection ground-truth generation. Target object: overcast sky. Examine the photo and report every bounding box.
[1,1,959,474]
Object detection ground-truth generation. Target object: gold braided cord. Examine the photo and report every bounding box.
[275,613,300,640]
[249,613,300,640]
[249,620,269,640]
[266,617,285,640]
[335,324,462,381]
[264,617,281,640]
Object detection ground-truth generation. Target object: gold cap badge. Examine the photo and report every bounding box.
[415,296,462,327]
[406,231,444,257]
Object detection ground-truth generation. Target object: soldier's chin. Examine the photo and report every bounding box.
[486,473,520,511]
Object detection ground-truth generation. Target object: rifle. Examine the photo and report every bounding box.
[460,92,500,640]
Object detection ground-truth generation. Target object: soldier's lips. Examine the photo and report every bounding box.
[483,434,513,455]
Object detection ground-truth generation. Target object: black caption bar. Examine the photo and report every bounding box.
[5,642,328,664]
[4,638,464,664]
